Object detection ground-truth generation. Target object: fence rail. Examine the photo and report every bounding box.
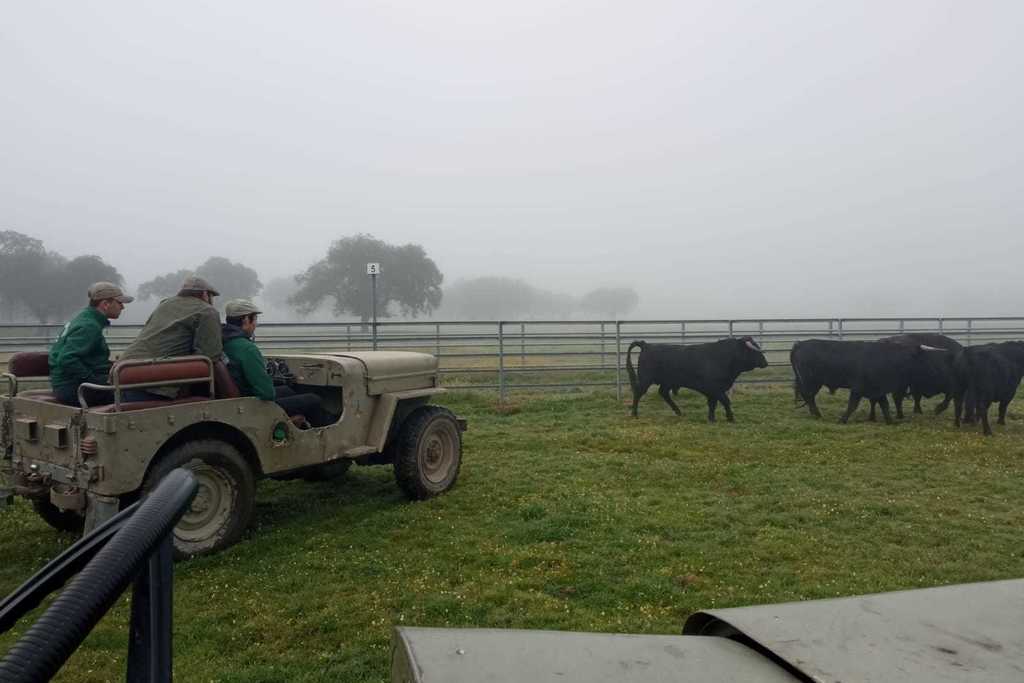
[4,317,1024,400]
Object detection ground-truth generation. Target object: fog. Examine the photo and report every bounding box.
[3,1,1022,320]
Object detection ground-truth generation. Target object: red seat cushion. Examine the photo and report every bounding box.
[113,359,211,386]
[9,352,50,378]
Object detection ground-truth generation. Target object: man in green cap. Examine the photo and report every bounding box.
[222,298,328,426]
[119,274,223,400]
[49,281,134,406]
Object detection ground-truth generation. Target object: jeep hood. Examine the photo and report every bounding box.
[330,352,439,394]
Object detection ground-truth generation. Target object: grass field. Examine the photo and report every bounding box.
[2,386,1023,681]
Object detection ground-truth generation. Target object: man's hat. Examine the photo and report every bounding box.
[179,275,221,297]
[88,281,134,304]
[224,299,262,318]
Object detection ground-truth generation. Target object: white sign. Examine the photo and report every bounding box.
[366,262,381,275]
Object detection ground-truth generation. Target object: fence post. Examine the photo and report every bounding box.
[938,317,944,334]
[899,319,905,334]
[520,323,526,365]
[435,323,441,358]
[498,321,505,403]
[838,319,844,340]
[728,320,734,338]
[680,321,685,344]
[967,318,972,345]
[615,321,622,402]
[347,324,352,352]
[600,322,606,368]
[758,320,764,346]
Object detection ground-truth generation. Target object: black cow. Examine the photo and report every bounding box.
[626,337,768,421]
[790,339,937,424]
[878,333,962,416]
[953,341,1024,436]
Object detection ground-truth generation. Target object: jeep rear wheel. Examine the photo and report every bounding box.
[393,406,462,500]
[143,439,255,559]
[32,500,85,534]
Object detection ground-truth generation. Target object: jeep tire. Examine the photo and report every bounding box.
[143,439,255,559]
[393,406,462,500]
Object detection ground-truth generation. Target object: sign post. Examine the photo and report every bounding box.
[367,263,380,350]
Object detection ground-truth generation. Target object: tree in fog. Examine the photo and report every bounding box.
[138,257,262,302]
[0,231,48,320]
[0,231,124,322]
[289,234,443,323]
[443,277,538,319]
[579,286,639,318]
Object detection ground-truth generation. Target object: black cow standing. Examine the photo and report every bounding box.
[878,333,962,416]
[790,339,936,424]
[953,341,1024,436]
[626,337,768,421]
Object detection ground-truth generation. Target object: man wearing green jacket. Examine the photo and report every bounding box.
[222,299,328,426]
[49,282,134,406]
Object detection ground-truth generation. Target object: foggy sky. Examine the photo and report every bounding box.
[2,1,1022,319]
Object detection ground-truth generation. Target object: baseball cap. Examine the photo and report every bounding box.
[179,275,221,297]
[88,281,134,304]
[224,299,263,318]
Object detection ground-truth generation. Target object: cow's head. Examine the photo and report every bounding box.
[738,336,769,369]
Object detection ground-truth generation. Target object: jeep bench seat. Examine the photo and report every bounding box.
[8,353,240,411]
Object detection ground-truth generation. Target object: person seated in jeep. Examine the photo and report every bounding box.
[221,299,330,427]
[49,282,135,406]
[118,275,223,401]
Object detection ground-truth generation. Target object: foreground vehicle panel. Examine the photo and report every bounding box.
[393,579,1024,682]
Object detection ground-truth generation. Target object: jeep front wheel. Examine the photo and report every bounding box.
[393,406,462,500]
[142,439,255,559]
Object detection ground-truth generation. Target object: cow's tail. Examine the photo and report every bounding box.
[790,342,807,408]
[625,340,646,399]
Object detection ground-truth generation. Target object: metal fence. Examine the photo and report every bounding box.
[3,317,1024,400]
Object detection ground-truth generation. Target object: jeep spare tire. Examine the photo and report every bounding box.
[393,406,462,500]
[142,439,255,559]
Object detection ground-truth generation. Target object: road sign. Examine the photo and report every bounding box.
[366,263,381,275]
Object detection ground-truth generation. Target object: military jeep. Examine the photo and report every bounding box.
[0,350,465,558]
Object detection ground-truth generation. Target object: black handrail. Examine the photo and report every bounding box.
[0,468,198,682]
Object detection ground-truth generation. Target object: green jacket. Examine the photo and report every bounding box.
[222,324,275,401]
[49,307,112,389]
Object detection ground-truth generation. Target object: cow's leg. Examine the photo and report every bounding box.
[705,396,717,422]
[631,379,652,418]
[953,394,963,427]
[718,393,735,422]
[912,392,922,415]
[997,400,1009,425]
[804,385,823,418]
[877,395,894,425]
[658,385,683,416]
[979,402,993,436]
[934,393,951,415]
[839,392,861,424]
[867,399,877,422]
[894,390,906,419]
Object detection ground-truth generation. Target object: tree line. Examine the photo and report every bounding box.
[0,231,639,323]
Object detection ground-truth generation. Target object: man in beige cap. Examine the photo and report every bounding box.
[221,298,329,426]
[119,274,223,400]
[49,282,134,406]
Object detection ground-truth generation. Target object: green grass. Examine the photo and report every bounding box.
[2,386,1023,681]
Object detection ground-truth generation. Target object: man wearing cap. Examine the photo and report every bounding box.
[119,275,223,399]
[49,282,134,406]
[222,298,329,426]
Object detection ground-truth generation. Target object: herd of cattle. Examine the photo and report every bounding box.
[626,333,1024,436]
